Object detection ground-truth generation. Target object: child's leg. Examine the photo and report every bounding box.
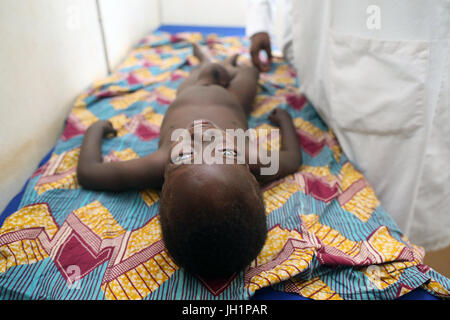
[176,44,213,94]
[192,43,210,63]
[176,44,260,115]
[224,63,260,116]
[194,51,260,115]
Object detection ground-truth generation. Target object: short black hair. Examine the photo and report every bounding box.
[159,180,267,278]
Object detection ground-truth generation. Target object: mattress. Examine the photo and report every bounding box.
[0,25,448,300]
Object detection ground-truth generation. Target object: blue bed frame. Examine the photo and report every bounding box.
[0,24,438,301]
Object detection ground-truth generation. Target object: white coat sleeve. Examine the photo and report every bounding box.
[245,0,277,38]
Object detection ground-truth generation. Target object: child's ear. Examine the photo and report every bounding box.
[245,164,260,187]
[163,165,171,182]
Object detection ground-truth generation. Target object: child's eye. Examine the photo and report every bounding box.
[222,149,237,157]
[174,153,193,163]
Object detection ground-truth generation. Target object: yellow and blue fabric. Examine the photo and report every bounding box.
[0,30,449,300]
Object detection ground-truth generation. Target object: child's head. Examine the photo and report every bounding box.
[159,162,267,278]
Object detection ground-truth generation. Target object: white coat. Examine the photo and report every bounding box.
[246,0,450,251]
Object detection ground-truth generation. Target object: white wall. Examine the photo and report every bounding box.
[160,0,286,50]
[0,0,160,213]
[0,0,107,212]
[99,0,160,70]
[160,0,245,27]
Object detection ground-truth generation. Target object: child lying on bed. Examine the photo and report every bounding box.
[77,44,302,278]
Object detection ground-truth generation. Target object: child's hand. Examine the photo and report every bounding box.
[269,108,292,126]
[88,120,117,138]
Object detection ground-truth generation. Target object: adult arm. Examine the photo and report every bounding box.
[246,0,277,72]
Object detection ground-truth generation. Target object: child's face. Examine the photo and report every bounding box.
[162,119,260,220]
[169,119,247,166]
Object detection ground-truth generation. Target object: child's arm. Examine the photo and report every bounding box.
[251,108,302,183]
[77,120,167,191]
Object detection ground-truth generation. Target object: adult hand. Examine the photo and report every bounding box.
[250,32,272,72]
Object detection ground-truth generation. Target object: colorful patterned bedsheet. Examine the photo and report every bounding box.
[0,31,449,300]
